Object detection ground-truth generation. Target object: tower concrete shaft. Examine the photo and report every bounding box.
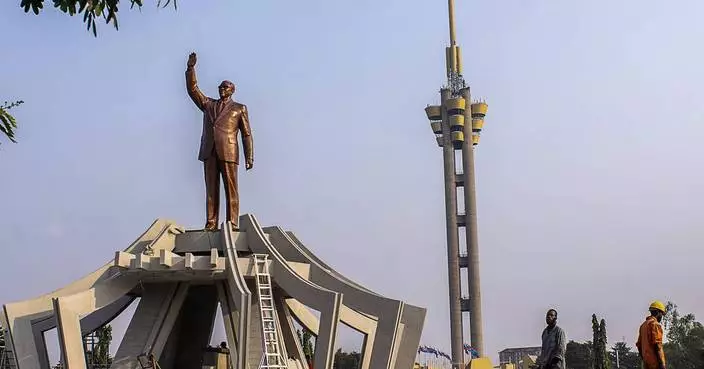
[460,88,484,357]
[421,0,490,362]
[439,88,465,369]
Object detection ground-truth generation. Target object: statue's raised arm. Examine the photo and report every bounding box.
[185,52,209,111]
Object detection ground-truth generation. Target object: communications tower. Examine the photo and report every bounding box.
[424,0,489,367]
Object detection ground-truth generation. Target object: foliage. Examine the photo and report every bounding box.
[297,328,315,365]
[0,101,24,145]
[333,349,361,369]
[608,341,640,369]
[566,302,704,369]
[661,301,704,369]
[93,325,112,367]
[83,325,112,369]
[592,314,610,369]
[19,0,177,36]
[566,340,592,369]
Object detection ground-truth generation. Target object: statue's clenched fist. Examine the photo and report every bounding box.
[187,52,197,67]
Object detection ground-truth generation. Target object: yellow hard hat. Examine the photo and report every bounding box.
[649,301,666,313]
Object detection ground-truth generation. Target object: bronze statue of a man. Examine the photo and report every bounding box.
[185,52,253,230]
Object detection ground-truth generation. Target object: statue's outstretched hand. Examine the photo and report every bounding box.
[187,52,197,67]
[246,160,253,170]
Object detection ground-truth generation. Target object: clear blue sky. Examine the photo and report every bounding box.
[2,0,704,364]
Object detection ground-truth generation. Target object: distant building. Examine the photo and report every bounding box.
[498,347,541,366]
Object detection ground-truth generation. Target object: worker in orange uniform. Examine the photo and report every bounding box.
[636,301,667,369]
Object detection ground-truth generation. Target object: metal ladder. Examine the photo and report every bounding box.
[253,254,287,369]
[0,344,16,369]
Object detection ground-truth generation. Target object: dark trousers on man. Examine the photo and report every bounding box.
[204,152,239,229]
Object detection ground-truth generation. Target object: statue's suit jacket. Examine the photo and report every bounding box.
[186,67,253,164]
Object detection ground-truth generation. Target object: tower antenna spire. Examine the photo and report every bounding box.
[448,0,457,47]
[444,0,465,93]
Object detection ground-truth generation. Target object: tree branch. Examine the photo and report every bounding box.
[0,100,24,145]
[19,0,177,37]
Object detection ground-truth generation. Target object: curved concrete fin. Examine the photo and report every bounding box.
[266,226,403,369]
[147,283,190,359]
[30,294,136,337]
[283,230,378,295]
[78,295,136,334]
[284,228,427,369]
[53,275,141,369]
[274,296,310,369]
[215,282,242,369]
[111,283,185,369]
[240,214,342,369]
[221,223,252,369]
[154,284,217,369]
[285,299,378,342]
[139,223,185,255]
[394,304,427,369]
[286,299,319,335]
[339,304,377,369]
[267,228,385,320]
[3,219,178,369]
[30,295,137,369]
[286,299,376,369]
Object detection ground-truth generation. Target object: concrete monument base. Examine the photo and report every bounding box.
[1,214,426,369]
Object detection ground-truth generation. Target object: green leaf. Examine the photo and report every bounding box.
[21,0,31,13]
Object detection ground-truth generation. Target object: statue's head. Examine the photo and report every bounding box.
[218,80,235,100]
